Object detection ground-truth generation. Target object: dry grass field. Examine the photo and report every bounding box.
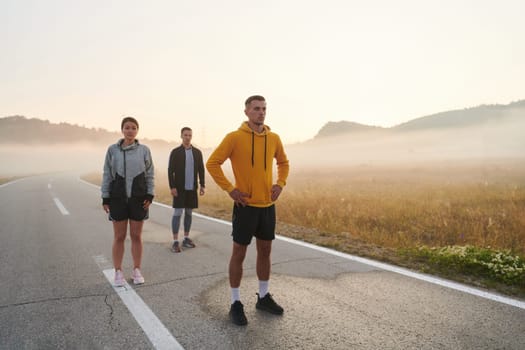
[81,159,525,296]
[279,161,525,255]
[84,159,525,254]
[0,176,20,185]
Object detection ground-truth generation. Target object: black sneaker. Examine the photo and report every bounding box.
[229,300,248,326]
[182,237,196,248]
[256,293,284,315]
[171,241,181,253]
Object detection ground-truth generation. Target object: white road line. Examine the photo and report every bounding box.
[81,184,525,311]
[0,178,25,188]
[102,269,184,350]
[78,177,99,189]
[159,203,525,310]
[276,236,525,310]
[53,197,70,215]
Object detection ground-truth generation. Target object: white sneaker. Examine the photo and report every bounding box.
[114,270,125,287]
[132,268,145,285]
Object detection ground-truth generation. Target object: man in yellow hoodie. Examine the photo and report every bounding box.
[206,95,290,326]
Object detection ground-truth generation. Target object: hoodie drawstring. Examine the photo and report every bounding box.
[251,131,267,171]
[251,131,254,168]
[264,134,267,170]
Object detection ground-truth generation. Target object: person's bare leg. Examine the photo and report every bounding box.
[229,242,249,325]
[129,220,144,269]
[229,242,248,288]
[254,238,282,314]
[112,220,128,271]
[256,239,272,281]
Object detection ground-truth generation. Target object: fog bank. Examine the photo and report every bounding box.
[286,117,525,168]
[1,117,523,175]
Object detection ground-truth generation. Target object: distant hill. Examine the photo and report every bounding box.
[0,116,184,174]
[2,99,524,147]
[315,121,386,138]
[315,100,525,138]
[2,100,524,172]
[290,100,525,167]
[0,116,176,149]
[394,100,525,131]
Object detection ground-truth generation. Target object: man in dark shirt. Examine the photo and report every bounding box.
[168,127,205,252]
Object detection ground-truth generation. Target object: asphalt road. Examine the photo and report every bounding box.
[1,173,524,350]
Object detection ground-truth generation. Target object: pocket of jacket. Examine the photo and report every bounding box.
[131,172,147,197]
[110,174,126,198]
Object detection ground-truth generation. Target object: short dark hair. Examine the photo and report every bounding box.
[121,116,139,129]
[245,95,265,107]
[181,127,192,135]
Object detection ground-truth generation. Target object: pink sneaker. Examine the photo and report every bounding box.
[114,270,125,287]
[132,268,145,285]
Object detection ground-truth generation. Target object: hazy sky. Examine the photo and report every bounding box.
[2,0,524,147]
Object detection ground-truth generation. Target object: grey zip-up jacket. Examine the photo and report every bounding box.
[101,139,155,201]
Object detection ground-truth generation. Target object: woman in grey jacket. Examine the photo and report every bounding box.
[101,117,155,286]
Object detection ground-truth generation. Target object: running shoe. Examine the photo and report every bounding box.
[182,237,196,248]
[114,270,125,287]
[171,241,181,253]
[132,268,145,285]
[256,293,284,315]
[229,300,248,326]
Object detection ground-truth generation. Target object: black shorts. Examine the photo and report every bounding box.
[172,190,198,209]
[232,204,276,245]
[109,197,149,221]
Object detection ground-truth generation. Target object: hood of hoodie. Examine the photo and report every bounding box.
[238,122,270,170]
[238,121,271,135]
[118,138,139,150]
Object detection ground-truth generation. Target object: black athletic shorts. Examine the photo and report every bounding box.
[172,190,198,209]
[109,197,149,221]
[231,204,275,245]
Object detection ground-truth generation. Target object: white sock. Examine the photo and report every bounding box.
[258,280,269,298]
[231,288,240,304]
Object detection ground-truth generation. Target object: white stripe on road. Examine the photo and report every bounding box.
[276,236,525,310]
[155,203,525,310]
[102,269,184,350]
[81,184,524,311]
[0,178,25,188]
[53,197,70,215]
[78,177,100,189]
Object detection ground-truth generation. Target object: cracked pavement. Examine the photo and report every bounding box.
[1,174,524,349]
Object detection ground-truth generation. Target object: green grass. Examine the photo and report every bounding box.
[401,245,525,286]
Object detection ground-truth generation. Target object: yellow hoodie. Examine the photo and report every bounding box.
[206,122,290,207]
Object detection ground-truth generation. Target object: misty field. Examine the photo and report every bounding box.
[195,160,525,294]
[85,159,525,255]
[279,162,525,254]
[81,159,525,294]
